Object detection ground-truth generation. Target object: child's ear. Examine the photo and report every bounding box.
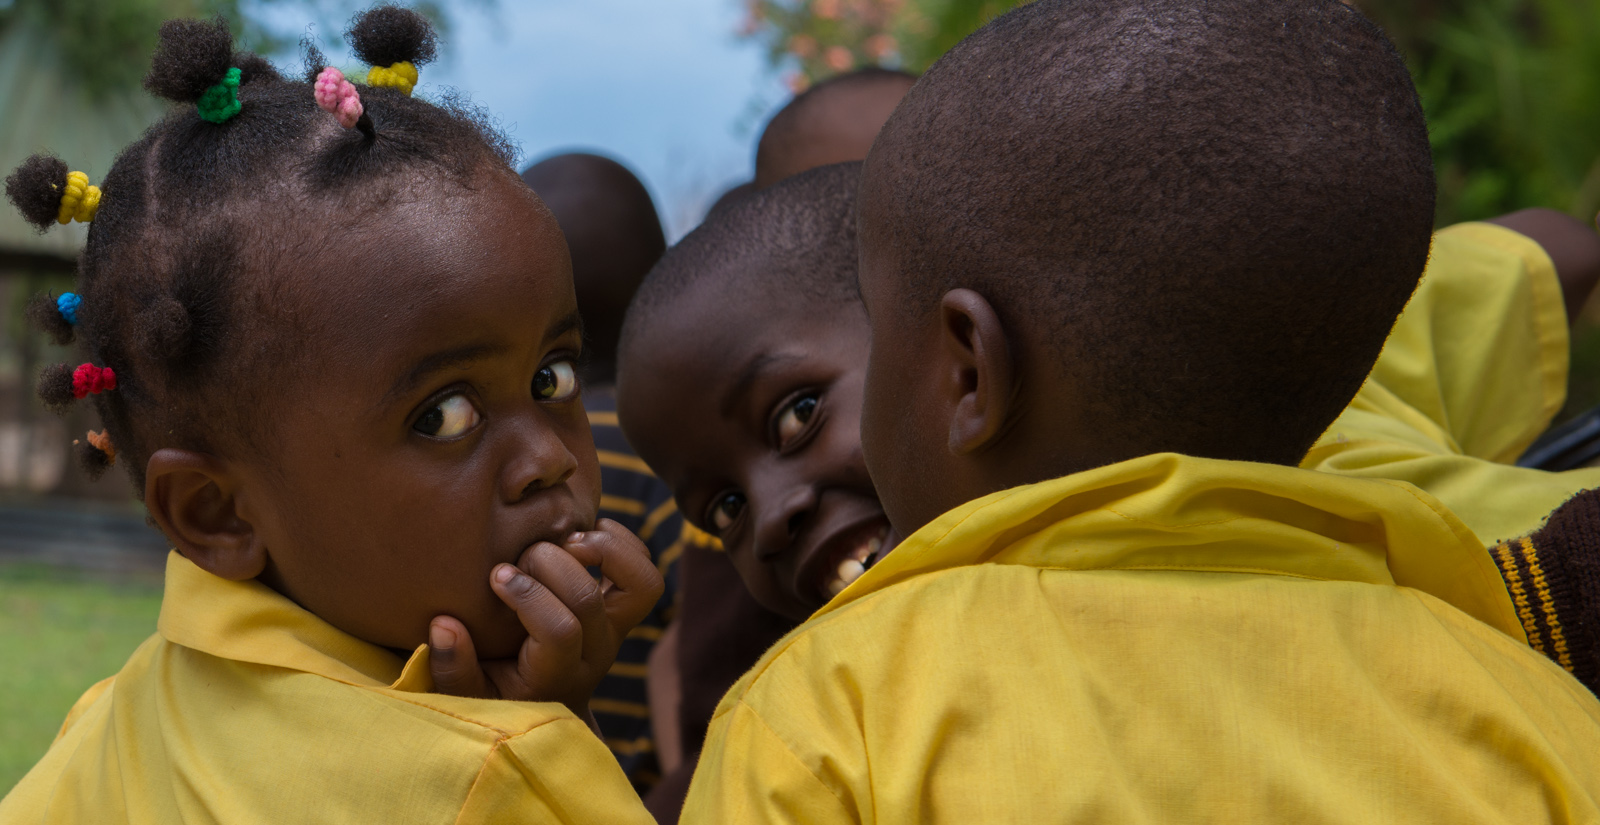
[939,288,1015,456]
[144,448,268,581]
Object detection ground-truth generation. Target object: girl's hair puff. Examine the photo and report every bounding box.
[347,6,438,70]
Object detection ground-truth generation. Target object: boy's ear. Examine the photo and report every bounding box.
[144,448,268,581]
[939,288,1015,456]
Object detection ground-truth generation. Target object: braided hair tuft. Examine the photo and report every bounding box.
[347,6,438,69]
[5,154,69,231]
[25,292,75,346]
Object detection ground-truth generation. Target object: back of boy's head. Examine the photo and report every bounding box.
[519,153,664,384]
[4,8,515,494]
[858,0,1435,466]
[754,68,915,189]
[619,161,860,371]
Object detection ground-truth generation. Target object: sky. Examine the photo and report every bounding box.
[323,0,792,240]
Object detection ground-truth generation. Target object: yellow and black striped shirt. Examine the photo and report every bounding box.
[586,385,709,792]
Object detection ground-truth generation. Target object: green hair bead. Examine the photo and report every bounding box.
[196,67,243,124]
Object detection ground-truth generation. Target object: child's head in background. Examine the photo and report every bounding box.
[7,9,598,659]
[520,153,665,387]
[856,0,1436,535]
[618,163,870,621]
[753,68,915,189]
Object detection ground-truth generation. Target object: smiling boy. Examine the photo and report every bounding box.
[663,0,1600,820]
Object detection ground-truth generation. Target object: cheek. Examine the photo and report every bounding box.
[563,404,604,515]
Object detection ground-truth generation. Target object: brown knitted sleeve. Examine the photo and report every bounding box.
[1489,488,1600,695]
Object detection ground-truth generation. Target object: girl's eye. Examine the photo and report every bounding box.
[775,393,819,448]
[707,491,746,534]
[414,394,481,438]
[534,361,579,401]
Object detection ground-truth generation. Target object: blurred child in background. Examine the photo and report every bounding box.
[518,151,701,797]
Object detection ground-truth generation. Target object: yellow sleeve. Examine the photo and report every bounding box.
[1359,222,1567,463]
[455,717,657,825]
[55,676,114,741]
[680,700,857,824]
[1308,400,1600,544]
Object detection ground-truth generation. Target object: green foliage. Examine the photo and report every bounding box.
[1360,0,1600,223]
[743,0,1600,225]
[0,0,239,97]
[0,566,162,794]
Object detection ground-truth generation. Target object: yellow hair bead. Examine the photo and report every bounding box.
[366,61,419,96]
[56,171,100,225]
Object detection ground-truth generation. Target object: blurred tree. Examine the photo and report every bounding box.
[741,0,1600,225]
[0,0,465,99]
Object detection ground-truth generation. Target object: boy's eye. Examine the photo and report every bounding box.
[414,394,481,438]
[707,491,746,534]
[775,393,819,448]
[534,361,579,401]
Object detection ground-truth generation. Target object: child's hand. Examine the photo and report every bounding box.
[427,519,664,724]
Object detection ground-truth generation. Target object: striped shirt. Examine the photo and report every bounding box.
[586,385,703,792]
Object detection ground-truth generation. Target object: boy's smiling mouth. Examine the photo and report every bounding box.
[806,518,894,602]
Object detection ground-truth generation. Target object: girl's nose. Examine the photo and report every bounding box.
[501,414,580,504]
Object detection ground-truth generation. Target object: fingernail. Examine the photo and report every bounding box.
[493,564,517,585]
[567,531,585,544]
[430,622,454,649]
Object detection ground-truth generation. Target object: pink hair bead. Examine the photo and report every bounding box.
[313,67,364,130]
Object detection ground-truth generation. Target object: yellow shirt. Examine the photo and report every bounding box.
[1307,222,1600,543]
[681,454,1600,823]
[0,553,654,825]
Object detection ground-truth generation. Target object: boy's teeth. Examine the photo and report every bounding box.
[822,558,870,600]
[849,536,883,564]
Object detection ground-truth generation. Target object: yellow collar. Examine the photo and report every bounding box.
[157,552,434,692]
[830,453,1523,641]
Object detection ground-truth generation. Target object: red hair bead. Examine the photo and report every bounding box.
[71,364,116,399]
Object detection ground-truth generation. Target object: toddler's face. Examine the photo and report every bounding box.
[620,292,896,621]
[238,171,600,658]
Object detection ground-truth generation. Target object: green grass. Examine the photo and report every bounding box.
[0,565,162,795]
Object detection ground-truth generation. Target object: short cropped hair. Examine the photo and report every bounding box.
[754,69,916,188]
[859,0,1436,466]
[620,162,861,358]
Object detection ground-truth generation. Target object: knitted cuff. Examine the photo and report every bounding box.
[1491,488,1600,695]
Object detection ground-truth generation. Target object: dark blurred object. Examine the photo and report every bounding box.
[1520,403,1600,470]
[0,497,168,578]
[520,153,665,386]
[645,543,799,823]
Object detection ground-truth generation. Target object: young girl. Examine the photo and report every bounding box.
[1,9,659,823]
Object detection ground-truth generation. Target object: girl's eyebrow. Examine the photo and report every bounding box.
[383,311,584,406]
[385,343,506,405]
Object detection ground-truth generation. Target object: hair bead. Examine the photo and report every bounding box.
[366,61,418,96]
[56,171,101,224]
[196,66,244,123]
[86,430,117,462]
[71,363,117,399]
[57,292,81,325]
[75,430,117,479]
[314,67,365,128]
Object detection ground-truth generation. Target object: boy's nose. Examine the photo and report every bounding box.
[754,484,817,562]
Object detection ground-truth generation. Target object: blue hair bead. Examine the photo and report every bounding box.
[57,293,80,325]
